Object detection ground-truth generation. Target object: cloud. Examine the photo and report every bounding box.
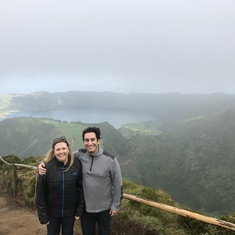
[0,0,235,94]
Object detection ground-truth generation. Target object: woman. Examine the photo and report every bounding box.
[36,136,84,235]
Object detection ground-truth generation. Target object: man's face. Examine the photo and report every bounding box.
[83,132,100,155]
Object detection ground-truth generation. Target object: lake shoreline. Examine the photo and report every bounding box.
[1,108,154,129]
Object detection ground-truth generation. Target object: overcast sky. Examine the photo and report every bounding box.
[0,0,235,94]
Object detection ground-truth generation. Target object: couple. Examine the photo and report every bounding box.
[36,126,123,235]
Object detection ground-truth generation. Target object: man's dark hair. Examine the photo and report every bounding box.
[82,127,101,140]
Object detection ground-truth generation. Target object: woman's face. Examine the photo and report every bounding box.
[54,142,69,164]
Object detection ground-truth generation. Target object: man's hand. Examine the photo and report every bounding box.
[38,162,47,175]
[109,209,118,217]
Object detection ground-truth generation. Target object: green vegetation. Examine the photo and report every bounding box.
[40,119,86,150]
[119,121,162,138]
[1,155,40,205]
[1,92,235,218]
[1,114,235,216]
[1,156,235,235]
[0,117,92,158]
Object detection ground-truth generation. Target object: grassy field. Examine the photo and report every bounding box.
[119,121,162,138]
[40,119,87,151]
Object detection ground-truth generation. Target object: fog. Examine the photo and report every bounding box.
[1,0,235,94]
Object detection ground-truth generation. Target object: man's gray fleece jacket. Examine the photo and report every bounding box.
[74,147,123,213]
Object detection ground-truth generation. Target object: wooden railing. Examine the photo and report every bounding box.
[1,155,235,231]
[0,156,37,170]
[123,193,235,231]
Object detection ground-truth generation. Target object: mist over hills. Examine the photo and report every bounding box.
[6,91,235,121]
[1,91,235,216]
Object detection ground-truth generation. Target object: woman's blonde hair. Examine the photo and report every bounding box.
[43,136,74,171]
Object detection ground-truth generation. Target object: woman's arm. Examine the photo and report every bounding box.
[35,173,49,224]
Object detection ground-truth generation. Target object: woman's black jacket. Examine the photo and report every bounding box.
[36,157,84,224]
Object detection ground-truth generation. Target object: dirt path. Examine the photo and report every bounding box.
[0,187,82,235]
[0,188,47,235]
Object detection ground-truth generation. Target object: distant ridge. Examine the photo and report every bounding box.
[1,92,235,215]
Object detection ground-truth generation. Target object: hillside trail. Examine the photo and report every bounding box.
[0,187,47,235]
[0,175,82,235]
[0,173,140,235]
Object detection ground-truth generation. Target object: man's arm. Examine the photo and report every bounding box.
[38,162,47,175]
[110,157,123,214]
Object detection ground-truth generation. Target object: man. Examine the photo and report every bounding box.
[39,127,123,235]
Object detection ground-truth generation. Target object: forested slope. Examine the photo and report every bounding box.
[1,156,235,235]
[1,91,235,215]
[120,106,235,215]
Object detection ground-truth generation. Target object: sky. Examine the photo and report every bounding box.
[0,0,235,94]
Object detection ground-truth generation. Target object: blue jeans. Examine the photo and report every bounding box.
[81,209,111,235]
[47,215,75,235]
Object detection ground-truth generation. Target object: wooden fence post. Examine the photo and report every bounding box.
[13,165,18,196]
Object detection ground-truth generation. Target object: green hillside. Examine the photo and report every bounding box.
[119,106,235,216]
[1,114,235,216]
[1,91,235,216]
[1,155,235,235]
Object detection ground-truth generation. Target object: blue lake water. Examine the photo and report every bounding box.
[2,109,154,128]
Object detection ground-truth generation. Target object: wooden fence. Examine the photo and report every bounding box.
[1,155,235,231]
